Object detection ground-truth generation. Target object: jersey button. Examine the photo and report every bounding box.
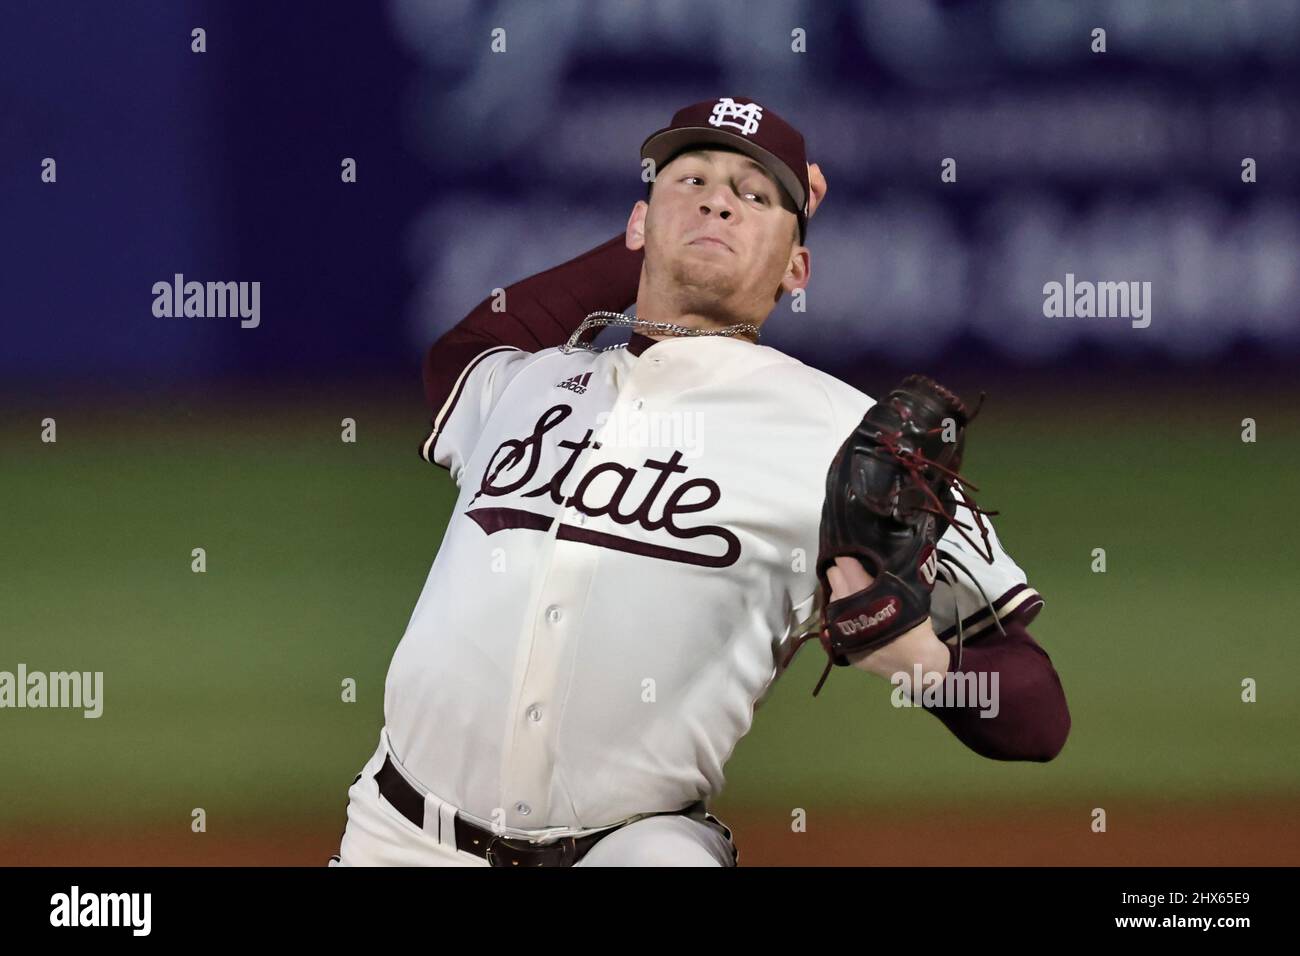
[526,705,543,722]
[515,802,532,816]
[545,605,563,624]
[632,399,644,411]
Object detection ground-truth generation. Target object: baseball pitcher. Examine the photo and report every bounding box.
[331,96,1070,867]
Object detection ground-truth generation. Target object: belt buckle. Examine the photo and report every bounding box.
[484,834,578,868]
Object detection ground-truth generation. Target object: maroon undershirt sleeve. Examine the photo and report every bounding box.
[422,232,643,410]
[923,616,1071,762]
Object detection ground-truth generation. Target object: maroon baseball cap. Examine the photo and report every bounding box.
[640,96,810,242]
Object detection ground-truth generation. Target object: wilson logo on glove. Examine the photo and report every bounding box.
[837,597,900,637]
[919,546,939,588]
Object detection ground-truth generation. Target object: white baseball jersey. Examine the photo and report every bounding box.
[383,333,1042,832]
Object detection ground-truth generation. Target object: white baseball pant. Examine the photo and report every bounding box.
[329,730,738,867]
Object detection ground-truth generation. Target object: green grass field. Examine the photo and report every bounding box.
[2,384,1297,828]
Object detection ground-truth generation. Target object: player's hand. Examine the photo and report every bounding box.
[824,557,948,679]
[806,162,827,219]
[825,555,871,599]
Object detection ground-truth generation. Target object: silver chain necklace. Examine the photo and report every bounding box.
[559,311,761,354]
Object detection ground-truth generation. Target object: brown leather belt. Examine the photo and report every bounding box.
[374,754,686,867]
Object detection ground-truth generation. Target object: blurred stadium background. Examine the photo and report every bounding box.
[2,0,1297,865]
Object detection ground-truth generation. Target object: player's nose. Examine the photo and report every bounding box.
[699,185,738,221]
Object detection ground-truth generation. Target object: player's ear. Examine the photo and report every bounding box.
[780,245,810,295]
[626,200,648,252]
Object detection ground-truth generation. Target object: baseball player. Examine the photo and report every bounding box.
[331,96,1070,867]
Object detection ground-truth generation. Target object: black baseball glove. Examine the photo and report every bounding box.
[805,374,995,696]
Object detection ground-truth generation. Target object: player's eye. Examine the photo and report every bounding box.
[682,175,705,186]
[744,191,769,205]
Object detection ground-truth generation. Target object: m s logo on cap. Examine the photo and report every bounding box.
[708,97,763,136]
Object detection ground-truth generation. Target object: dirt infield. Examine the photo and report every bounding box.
[3,799,1295,866]
[723,801,1300,866]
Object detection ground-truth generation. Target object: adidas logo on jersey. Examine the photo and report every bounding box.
[555,372,592,395]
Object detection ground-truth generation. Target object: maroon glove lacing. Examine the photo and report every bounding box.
[869,422,998,565]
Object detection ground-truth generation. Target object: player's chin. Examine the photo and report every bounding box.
[671,261,737,298]
[676,247,737,274]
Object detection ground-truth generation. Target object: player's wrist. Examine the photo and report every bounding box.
[847,618,948,682]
